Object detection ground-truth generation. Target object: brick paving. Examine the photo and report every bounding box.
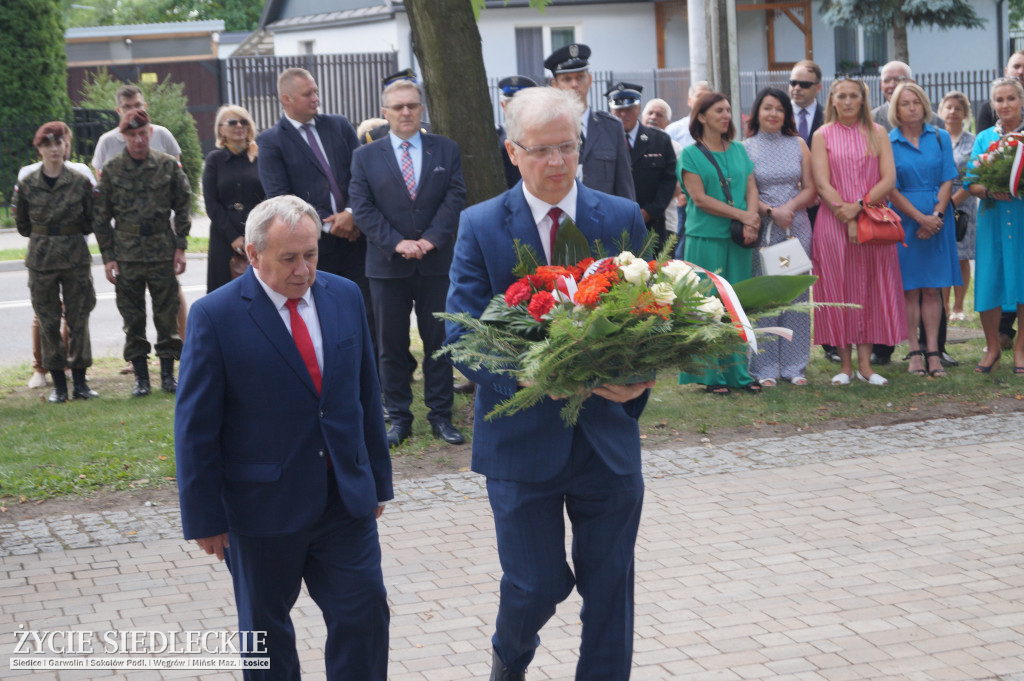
[2,412,1024,680]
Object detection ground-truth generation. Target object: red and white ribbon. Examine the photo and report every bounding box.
[1009,132,1024,198]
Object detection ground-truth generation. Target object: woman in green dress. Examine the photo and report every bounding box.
[677,91,761,394]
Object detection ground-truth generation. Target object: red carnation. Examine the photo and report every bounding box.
[989,142,1000,151]
[527,291,556,321]
[505,279,532,307]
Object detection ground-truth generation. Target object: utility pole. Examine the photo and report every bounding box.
[694,0,741,130]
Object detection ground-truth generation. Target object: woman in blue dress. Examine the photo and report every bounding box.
[887,82,961,377]
[966,77,1024,374]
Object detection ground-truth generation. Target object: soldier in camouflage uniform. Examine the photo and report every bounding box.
[14,122,98,403]
[95,109,191,397]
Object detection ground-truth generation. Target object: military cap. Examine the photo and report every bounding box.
[544,43,591,76]
[33,121,71,147]
[605,82,644,109]
[119,109,150,133]
[498,75,538,97]
[382,68,418,87]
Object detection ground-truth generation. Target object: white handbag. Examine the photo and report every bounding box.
[758,220,812,276]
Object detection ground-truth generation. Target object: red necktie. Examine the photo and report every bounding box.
[400,140,417,199]
[547,207,563,263]
[285,298,322,394]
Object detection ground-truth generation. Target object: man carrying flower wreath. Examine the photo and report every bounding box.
[445,86,654,681]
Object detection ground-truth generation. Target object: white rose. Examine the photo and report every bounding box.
[661,260,699,286]
[650,282,677,305]
[614,251,637,265]
[620,259,650,286]
[697,295,725,321]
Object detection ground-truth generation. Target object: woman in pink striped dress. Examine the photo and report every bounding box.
[810,78,904,386]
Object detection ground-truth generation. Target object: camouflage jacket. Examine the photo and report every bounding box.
[14,167,94,271]
[94,149,191,263]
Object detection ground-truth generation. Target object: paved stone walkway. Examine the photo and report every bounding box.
[2,412,1024,680]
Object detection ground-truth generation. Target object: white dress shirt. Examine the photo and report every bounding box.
[253,272,324,374]
[522,181,579,264]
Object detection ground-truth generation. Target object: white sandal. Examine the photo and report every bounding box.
[789,376,808,386]
[831,372,851,386]
[856,370,888,386]
[759,378,778,387]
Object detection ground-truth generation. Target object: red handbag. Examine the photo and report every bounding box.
[856,196,906,246]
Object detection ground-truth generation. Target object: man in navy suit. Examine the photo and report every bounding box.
[175,195,391,680]
[446,86,655,681]
[256,68,370,314]
[545,43,635,201]
[350,79,467,448]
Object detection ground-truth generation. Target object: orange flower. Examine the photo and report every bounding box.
[575,272,617,307]
[532,266,573,289]
[630,291,671,319]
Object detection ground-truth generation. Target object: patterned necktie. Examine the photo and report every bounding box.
[400,140,417,200]
[798,108,809,142]
[285,298,322,395]
[626,132,632,150]
[300,123,346,211]
[547,207,563,263]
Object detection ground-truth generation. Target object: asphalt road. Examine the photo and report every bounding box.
[0,256,208,368]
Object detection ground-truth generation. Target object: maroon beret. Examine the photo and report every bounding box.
[119,109,150,133]
[33,121,71,147]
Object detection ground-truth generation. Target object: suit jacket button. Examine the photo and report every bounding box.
[319,409,325,418]
[318,449,325,458]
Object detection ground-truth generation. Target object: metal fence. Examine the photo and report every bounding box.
[485,68,1004,127]
[223,53,398,133]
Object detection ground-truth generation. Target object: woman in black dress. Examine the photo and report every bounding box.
[203,105,265,292]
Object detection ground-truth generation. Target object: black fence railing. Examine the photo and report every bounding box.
[1,108,117,206]
[223,53,398,134]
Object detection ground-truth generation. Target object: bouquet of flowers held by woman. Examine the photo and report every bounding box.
[970,131,1024,196]
[437,220,816,425]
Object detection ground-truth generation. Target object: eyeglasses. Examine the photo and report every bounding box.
[881,75,909,85]
[789,80,818,89]
[385,103,423,112]
[512,139,581,159]
[221,119,250,127]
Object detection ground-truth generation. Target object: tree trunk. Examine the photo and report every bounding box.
[893,21,909,64]
[405,0,507,207]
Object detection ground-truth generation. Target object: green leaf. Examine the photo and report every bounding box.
[585,315,621,339]
[732,275,817,313]
[551,215,591,266]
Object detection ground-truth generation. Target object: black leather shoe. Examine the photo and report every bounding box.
[48,371,68,403]
[823,349,841,363]
[131,358,151,397]
[939,351,959,368]
[452,381,476,395]
[430,420,465,445]
[387,424,411,448]
[71,369,98,400]
[489,647,525,681]
[160,357,177,394]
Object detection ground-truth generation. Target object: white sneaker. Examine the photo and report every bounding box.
[27,370,48,388]
[856,370,888,386]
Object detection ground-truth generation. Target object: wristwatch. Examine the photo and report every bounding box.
[766,207,773,218]
[934,211,945,219]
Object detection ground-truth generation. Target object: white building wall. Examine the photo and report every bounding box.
[475,3,657,78]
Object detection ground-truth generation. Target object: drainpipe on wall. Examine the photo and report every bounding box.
[998,0,1005,69]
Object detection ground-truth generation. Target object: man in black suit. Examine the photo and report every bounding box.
[545,43,635,201]
[606,82,676,249]
[256,68,368,303]
[350,79,468,448]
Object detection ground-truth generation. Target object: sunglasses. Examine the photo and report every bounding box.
[221,119,250,127]
[789,79,818,89]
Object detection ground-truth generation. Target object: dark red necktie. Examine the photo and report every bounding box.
[285,298,322,394]
[547,207,563,262]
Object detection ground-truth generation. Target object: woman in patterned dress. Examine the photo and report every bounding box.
[810,77,903,386]
[935,92,978,322]
[744,87,817,386]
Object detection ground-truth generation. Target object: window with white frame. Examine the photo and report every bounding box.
[515,25,580,81]
[834,26,887,74]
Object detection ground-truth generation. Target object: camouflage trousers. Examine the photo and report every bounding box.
[115,260,182,362]
[28,265,96,371]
